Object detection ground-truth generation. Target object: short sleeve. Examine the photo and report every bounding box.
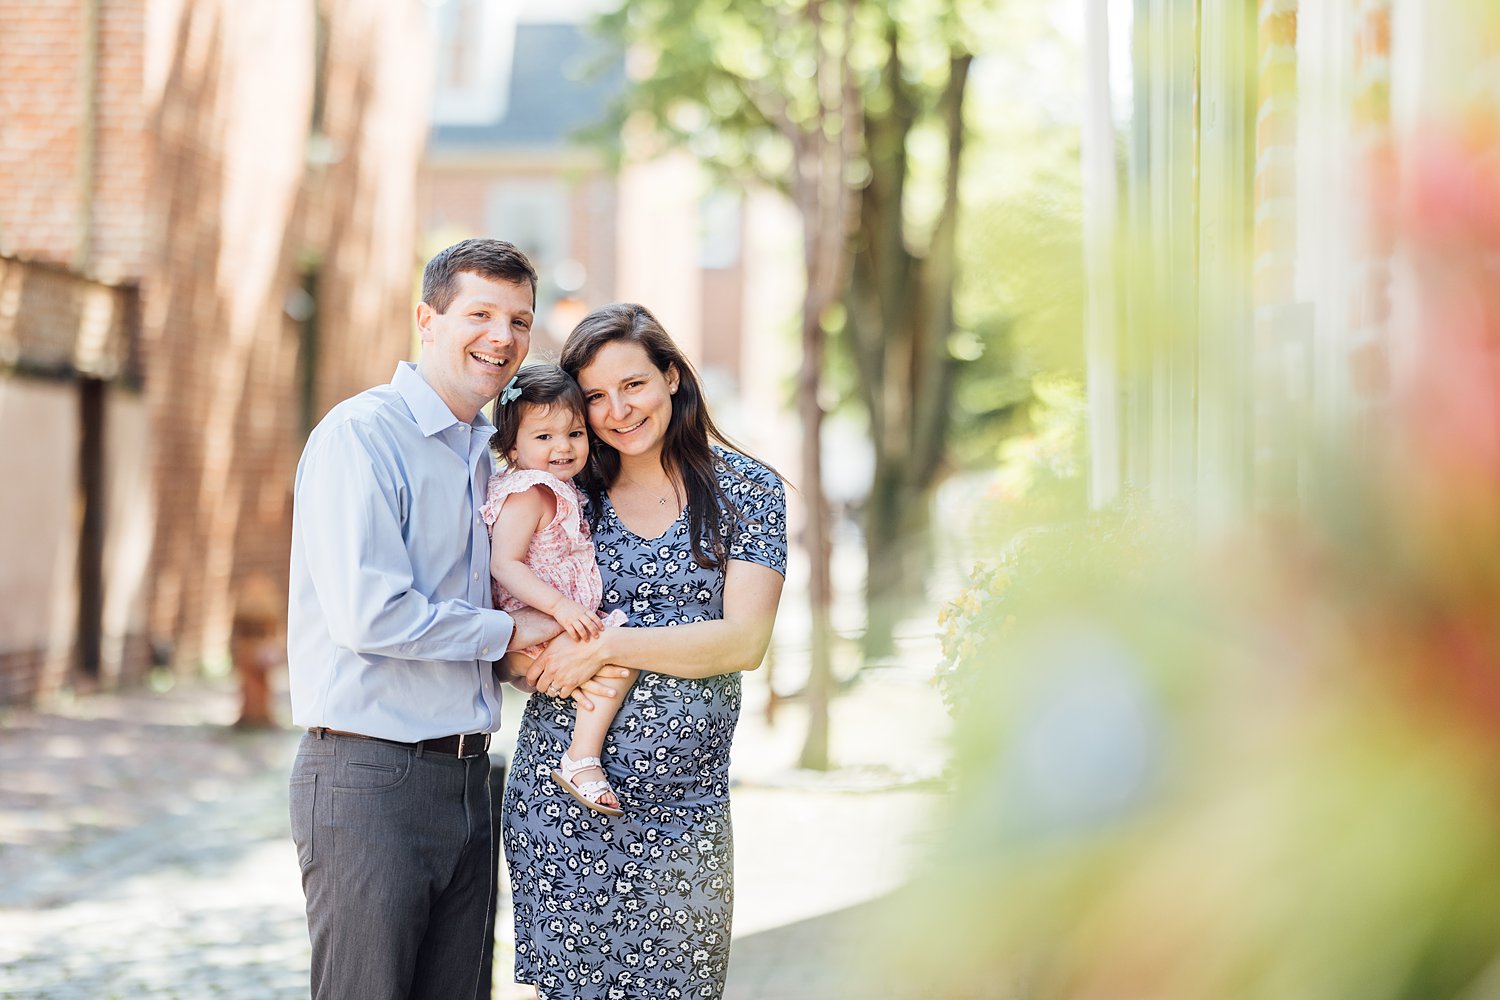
[479,473,509,528]
[716,448,788,576]
[480,468,580,537]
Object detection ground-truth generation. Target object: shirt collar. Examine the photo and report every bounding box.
[392,362,496,439]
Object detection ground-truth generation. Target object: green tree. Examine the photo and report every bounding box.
[600,0,995,673]
[600,0,862,767]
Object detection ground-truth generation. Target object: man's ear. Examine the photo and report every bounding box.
[415,301,435,344]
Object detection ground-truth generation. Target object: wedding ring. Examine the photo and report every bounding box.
[548,686,561,697]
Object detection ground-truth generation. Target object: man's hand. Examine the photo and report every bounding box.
[495,652,536,691]
[507,607,563,652]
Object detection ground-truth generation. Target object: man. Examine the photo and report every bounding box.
[287,239,565,998]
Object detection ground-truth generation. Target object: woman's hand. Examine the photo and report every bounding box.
[570,671,631,711]
[528,630,618,700]
[510,643,628,708]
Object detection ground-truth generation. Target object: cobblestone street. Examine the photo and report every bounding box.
[0,646,948,999]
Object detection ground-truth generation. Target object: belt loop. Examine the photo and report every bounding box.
[313,727,325,740]
[415,740,425,759]
[457,734,468,758]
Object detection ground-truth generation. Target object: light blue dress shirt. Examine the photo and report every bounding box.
[287,362,512,742]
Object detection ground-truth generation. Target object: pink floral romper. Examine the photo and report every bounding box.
[479,467,627,658]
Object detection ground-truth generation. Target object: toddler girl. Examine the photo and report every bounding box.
[482,365,633,816]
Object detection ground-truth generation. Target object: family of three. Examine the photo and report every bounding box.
[286,238,788,999]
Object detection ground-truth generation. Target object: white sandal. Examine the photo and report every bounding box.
[551,751,625,817]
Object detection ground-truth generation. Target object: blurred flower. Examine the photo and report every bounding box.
[864,103,1500,1000]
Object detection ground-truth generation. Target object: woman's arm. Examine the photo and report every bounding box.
[526,559,785,697]
[499,647,631,709]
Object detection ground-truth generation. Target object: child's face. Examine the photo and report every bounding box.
[507,402,589,480]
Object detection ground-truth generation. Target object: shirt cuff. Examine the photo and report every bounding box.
[478,609,515,663]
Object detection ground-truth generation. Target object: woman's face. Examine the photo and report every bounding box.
[576,339,679,464]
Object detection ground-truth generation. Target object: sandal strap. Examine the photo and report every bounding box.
[558,752,604,779]
[573,779,614,802]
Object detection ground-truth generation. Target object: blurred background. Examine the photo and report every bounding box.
[3,0,1500,996]
[0,0,1078,763]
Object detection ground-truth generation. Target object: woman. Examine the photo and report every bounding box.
[501,302,787,999]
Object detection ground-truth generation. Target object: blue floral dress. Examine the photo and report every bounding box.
[502,447,787,1000]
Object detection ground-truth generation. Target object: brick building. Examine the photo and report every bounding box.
[0,0,431,705]
[417,3,781,416]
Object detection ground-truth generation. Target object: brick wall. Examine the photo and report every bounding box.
[0,0,148,274]
[0,0,431,703]
[0,0,86,264]
[91,0,149,278]
[142,0,431,670]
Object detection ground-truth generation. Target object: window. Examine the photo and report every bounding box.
[428,0,515,126]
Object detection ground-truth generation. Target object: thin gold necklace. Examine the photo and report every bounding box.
[618,474,677,507]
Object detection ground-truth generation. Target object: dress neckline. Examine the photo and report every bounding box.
[603,490,687,543]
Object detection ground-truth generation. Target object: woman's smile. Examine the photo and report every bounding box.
[578,340,680,460]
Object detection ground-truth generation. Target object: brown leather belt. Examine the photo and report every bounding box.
[311,727,490,759]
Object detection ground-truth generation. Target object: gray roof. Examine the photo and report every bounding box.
[429,22,626,151]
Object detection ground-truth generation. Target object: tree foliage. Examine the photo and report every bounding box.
[600,0,1014,660]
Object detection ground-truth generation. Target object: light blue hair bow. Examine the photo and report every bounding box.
[499,375,522,405]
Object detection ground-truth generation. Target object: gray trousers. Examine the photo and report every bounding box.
[289,730,494,1000]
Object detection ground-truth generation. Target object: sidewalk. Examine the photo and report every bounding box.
[0,643,949,999]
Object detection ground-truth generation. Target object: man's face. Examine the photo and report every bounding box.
[415,272,533,422]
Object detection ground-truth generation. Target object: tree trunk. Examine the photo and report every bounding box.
[796,301,834,769]
[852,51,970,663]
[794,0,860,771]
[862,452,935,660]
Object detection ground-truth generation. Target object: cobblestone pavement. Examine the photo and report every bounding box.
[0,641,949,999]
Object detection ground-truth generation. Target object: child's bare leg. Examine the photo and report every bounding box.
[565,669,638,809]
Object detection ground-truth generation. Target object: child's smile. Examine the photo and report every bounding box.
[507,402,589,480]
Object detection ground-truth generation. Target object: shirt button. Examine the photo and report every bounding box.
[473,572,479,581]
[482,646,490,656]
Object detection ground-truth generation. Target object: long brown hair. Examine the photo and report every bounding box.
[561,303,768,569]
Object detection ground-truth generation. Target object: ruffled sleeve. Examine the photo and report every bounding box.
[480,467,585,539]
[714,447,788,576]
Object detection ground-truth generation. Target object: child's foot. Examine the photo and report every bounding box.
[551,751,624,817]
